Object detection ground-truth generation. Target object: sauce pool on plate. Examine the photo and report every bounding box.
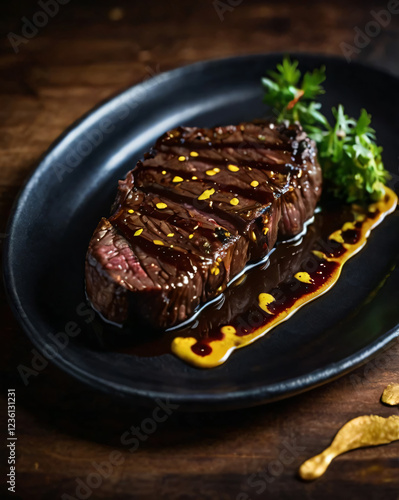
[171,187,398,367]
[103,187,397,368]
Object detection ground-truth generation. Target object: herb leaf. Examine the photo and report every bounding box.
[262,56,390,202]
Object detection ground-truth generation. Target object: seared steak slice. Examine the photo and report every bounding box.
[85,121,322,328]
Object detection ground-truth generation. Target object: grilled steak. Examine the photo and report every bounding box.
[85,121,322,328]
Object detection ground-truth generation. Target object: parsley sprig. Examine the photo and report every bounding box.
[262,57,390,202]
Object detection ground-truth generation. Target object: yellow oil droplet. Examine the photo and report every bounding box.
[162,170,167,175]
[355,213,366,222]
[210,263,220,275]
[153,240,164,246]
[206,169,218,176]
[381,383,399,406]
[192,176,198,180]
[173,176,183,183]
[156,202,168,209]
[251,180,259,187]
[221,325,236,335]
[230,197,239,206]
[198,188,215,200]
[329,230,344,243]
[251,230,257,242]
[189,234,194,239]
[178,156,186,161]
[228,164,239,172]
[128,209,134,214]
[342,221,356,232]
[295,272,313,284]
[263,227,269,235]
[134,229,143,237]
[190,151,199,157]
[258,293,275,314]
[299,415,399,481]
[167,233,174,238]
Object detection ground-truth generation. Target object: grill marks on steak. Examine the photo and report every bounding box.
[86,121,322,328]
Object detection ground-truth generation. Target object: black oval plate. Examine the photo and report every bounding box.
[4,54,399,411]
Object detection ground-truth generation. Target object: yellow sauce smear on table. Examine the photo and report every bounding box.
[172,187,398,368]
[299,414,399,480]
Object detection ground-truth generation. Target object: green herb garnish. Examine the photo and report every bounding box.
[262,57,390,202]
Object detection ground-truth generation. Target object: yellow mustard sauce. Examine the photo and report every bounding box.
[172,187,398,368]
[299,414,399,480]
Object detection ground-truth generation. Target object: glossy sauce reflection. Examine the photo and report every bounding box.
[114,188,397,368]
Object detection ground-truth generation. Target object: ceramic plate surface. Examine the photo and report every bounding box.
[4,53,399,410]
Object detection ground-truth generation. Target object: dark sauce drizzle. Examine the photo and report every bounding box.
[91,122,396,367]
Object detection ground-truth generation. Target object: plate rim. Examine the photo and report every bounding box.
[3,52,399,410]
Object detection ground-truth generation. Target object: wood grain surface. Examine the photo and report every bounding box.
[1,1,399,499]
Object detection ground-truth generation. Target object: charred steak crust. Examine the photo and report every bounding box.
[85,121,322,328]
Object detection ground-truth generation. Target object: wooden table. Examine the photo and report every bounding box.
[1,1,399,498]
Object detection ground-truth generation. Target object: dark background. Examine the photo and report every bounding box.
[1,1,399,499]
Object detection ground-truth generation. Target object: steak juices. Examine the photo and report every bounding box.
[85,121,322,329]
